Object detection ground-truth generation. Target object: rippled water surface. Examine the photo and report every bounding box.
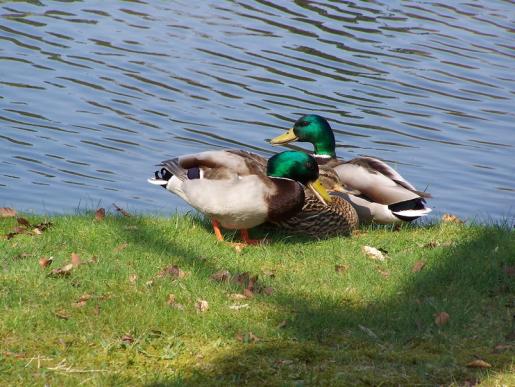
[1,0,514,221]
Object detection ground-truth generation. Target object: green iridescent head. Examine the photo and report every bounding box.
[267,151,331,204]
[270,114,336,157]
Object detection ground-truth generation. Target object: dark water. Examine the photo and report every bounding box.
[1,0,514,222]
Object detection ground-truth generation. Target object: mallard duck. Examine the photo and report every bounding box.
[270,114,432,224]
[269,166,358,238]
[147,150,332,245]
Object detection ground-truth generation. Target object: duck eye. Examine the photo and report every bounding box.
[296,121,309,127]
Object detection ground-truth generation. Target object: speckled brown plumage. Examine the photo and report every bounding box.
[269,190,358,238]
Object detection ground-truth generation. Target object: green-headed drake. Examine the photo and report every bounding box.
[270,114,432,224]
[148,149,349,245]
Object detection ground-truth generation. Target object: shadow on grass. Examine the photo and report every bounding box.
[112,215,514,385]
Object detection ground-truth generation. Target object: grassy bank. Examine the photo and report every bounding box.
[0,211,513,386]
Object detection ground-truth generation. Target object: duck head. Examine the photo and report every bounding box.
[270,114,336,158]
[267,150,332,204]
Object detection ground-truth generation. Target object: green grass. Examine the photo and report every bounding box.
[0,212,513,386]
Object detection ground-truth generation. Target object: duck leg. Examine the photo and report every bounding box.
[211,219,224,241]
[239,229,264,245]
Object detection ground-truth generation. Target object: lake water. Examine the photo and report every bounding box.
[1,0,514,222]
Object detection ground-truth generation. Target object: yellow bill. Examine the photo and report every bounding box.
[308,179,332,205]
[270,128,298,145]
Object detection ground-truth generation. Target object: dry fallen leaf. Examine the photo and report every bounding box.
[32,228,42,235]
[145,279,154,287]
[236,332,259,343]
[113,242,128,252]
[229,304,249,310]
[442,213,464,224]
[16,217,31,227]
[377,269,390,278]
[232,272,250,286]
[0,208,16,217]
[128,274,138,284]
[412,260,426,273]
[243,288,254,298]
[362,246,386,262]
[195,299,209,313]
[335,264,349,273]
[466,359,492,369]
[113,203,130,217]
[492,343,511,353]
[48,263,74,277]
[210,270,231,282]
[157,265,186,279]
[121,334,134,344]
[166,293,176,305]
[71,252,81,267]
[54,309,70,320]
[39,256,53,268]
[262,287,274,296]
[72,293,92,308]
[95,208,105,221]
[434,311,450,327]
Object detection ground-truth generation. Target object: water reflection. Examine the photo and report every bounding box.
[0,0,513,221]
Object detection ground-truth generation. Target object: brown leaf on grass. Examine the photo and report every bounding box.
[362,246,387,261]
[39,256,53,268]
[377,269,390,278]
[262,287,274,296]
[232,272,250,286]
[210,270,231,283]
[236,332,259,343]
[113,242,128,252]
[157,265,186,279]
[335,264,349,273]
[121,334,134,344]
[434,311,450,326]
[441,213,464,224]
[229,303,249,310]
[48,263,74,277]
[13,253,31,260]
[195,299,209,313]
[492,343,511,353]
[423,241,439,249]
[412,260,426,273]
[95,208,105,221]
[72,293,92,308]
[166,293,176,305]
[0,207,16,217]
[71,253,81,267]
[466,359,492,369]
[504,266,515,277]
[32,221,52,233]
[32,228,42,235]
[113,203,130,217]
[128,274,138,284]
[243,289,254,299]
[54,309,70,320]
[16,217,31,227]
